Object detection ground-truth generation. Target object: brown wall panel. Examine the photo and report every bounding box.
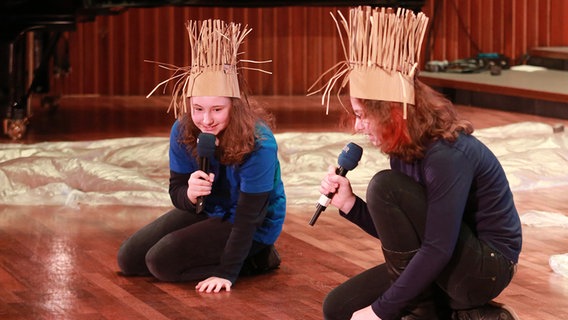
[550,0,568,45]
[55,1,567,96]
[422,0,568,65]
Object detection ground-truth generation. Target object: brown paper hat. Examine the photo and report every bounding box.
[309,6,429,117]
[147,19,271,118]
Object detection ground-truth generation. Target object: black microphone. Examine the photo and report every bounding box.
[196,132,216,214]
[309,142,363,226]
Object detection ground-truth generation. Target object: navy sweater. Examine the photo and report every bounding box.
[341,133,522,319]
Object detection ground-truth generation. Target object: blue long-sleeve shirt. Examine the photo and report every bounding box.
[168,120,286,283]
[341,133,522,319]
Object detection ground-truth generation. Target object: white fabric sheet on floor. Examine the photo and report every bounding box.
[2,121,567,209]
[1,121,567,274]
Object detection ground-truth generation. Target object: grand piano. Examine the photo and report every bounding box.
[0,0,425,139]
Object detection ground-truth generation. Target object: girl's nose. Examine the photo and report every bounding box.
[202,112,213,124]
[354,118,365,132]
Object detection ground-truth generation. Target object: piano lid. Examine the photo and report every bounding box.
[0,0,425,40]
[85,0,424,9]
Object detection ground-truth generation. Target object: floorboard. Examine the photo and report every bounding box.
[1,95,568,319]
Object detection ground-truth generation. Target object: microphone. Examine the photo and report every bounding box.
[309,142,363,226]
[196,132,216,214]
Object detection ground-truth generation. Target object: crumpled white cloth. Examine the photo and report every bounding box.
[1,121,567,208]
[0,137,170,207]
[520,210,568,228]
[520,210,568,277]
[550,253,568,278]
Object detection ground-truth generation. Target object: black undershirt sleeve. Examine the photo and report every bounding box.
[168,170,196,212]
[214,191,270,284]
[339,196,380,239]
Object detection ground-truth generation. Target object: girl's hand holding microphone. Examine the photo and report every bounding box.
[320,165,356,214]
[187,170,215,204]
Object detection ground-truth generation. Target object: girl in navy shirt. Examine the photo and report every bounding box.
[320,83,521,319]
[312,7,521,320]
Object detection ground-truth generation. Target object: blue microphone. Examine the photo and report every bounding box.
[309,142,363,226]
[196,133,216,214]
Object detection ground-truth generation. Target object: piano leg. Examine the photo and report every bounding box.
[1,35,29,140]
[1,31,63,140]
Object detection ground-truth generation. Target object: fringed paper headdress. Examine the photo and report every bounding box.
[308,6,429,118]
[147,19,271,118]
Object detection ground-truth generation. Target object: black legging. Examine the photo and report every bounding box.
[117,208,266,282]
[323,170,516,320]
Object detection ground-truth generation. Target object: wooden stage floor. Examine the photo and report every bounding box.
[1,96,568,319]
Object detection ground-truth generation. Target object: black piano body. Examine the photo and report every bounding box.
[0,0,425,139]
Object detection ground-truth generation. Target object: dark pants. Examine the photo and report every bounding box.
[117,208,266,282]
[323,170,516,320]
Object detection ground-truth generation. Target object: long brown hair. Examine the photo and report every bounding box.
[178,75,275,165]
[362,79,473,162]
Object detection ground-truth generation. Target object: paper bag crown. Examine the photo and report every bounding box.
[147,19,270,118]
[186,19,242,99]
[309,6,429,116]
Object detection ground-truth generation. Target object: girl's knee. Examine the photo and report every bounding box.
[116,240,141,276]
[145,246,177,282]
[366,170,398,209]
[322,292,342,320]
[322,287,355,320]
[367,170,396,195]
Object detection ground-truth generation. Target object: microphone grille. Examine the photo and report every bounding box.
[338,142,363,170]
[197,133,216,157]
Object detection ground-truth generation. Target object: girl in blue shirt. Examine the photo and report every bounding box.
[117,93,286,293]
[117,19,286,294]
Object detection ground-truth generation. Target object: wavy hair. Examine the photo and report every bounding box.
[361,79,473,162]
[177,75,275,165]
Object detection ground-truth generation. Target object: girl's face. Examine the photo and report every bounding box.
[190,96,232,135]
[351,97,380,147]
